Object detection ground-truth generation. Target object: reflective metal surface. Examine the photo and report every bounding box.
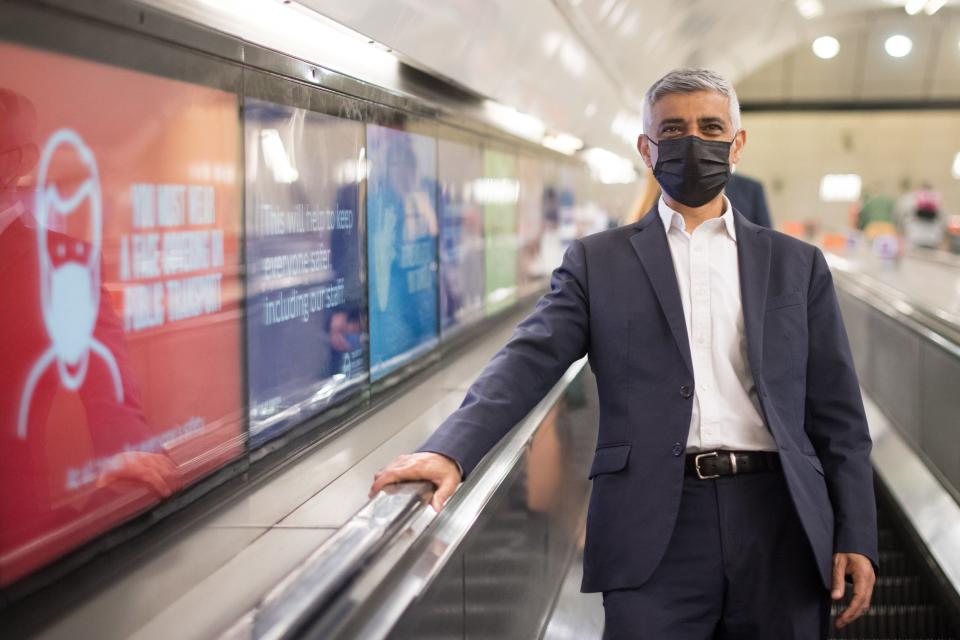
[864,395,960,604]
[834,261,960,606]
[222,481,434,640]
[223,357,593,640]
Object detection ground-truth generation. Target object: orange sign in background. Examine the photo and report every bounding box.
[0,42,244,584]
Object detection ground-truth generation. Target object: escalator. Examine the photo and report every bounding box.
[829,481,959,640]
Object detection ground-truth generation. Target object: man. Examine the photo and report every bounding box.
[369,68,877,638]
[725,171,772,228]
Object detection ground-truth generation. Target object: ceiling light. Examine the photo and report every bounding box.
[812,36,840,59]
[542,132,584,155]
[904,0,927,14]
[580,148,638,184]
[483,100,547,142]
[819,174,862,202]
[541,32,587,77]
[795,0,824,19]
[924,0,947,14]
[610,110,644,146]
[472,178,520,205]
[884,34,913,58]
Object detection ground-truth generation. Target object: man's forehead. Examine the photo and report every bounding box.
[649,91,731,124]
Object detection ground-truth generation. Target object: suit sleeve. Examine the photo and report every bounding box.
[804,248,879,570]
[417,239,590,478]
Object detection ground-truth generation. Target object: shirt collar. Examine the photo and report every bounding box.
[657,195,737,242]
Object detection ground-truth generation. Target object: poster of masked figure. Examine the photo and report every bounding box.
[366,124,439,381]
[244,99,366,446]
[0,42,243,585]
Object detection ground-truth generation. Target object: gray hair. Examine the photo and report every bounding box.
[642,68,741,135]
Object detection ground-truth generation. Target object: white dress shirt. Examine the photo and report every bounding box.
[658,196,778,453]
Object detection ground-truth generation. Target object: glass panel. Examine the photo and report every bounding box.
[438,137,484,339]
[481,149,518,314]
[0,41,244,584]
[244,98,367,446]
[366,124,439,381]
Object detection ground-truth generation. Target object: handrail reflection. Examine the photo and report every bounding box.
[223,357,587,640]
[222,481,434,640]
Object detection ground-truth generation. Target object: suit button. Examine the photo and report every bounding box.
[679,385,693,399]
[672,443,683,456]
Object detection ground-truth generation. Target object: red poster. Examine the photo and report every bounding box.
[0,42,244,584]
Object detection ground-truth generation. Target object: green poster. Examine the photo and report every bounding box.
[482,150,518,314]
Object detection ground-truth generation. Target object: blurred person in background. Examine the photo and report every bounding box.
[900,182,945,250]
[725,171,772,228]
[856,185,895,231]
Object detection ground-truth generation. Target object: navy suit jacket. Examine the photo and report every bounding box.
[725,173,773,229]
[418,206,878,593]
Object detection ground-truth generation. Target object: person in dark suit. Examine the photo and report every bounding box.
[725,171,773,228]
[370,68,877,639]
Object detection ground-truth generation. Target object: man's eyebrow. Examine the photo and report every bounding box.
[657,117,687,128]
[698,116,727,126]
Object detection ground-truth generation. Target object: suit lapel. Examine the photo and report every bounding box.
[629,206,693,376]
[734,210,771,378]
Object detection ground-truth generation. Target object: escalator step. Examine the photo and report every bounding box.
[828,604,953,639]
[878,528,899,551]
[878,550,913,577]
[872,576,929,605]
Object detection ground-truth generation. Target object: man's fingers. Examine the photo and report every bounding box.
[430,476,458,512]
[368,453,461,500]
[835,557,875,629]
[837,590,869,627]
[831,555,847,600]
[368,469,403,497]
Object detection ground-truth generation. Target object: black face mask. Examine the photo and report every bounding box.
[649,135,733,208]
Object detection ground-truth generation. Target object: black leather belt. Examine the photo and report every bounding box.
[684,450,780,479]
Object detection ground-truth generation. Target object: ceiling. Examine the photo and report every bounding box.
[301,0,957,159]
[737,6,960,103]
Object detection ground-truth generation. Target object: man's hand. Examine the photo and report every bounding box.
[832,552,876,629]
[96,451,182,498]
[369,452,462,512]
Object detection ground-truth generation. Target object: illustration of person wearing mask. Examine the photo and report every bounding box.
[0,90,179,581]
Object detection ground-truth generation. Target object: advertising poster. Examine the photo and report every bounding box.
[0,42,243,584]
[244,99,366,445]
[516,155,548,296]
[481,149,519,315]
[438,138,484,338]
[366,124,438,381]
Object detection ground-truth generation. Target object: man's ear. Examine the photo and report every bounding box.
[730,129,746,165]
[638,134,653,169]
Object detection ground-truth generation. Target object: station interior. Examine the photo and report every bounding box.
[2,1,960,639]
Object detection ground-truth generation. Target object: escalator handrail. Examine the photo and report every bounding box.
[827,253,960,356]
[829,254,960,610]
[223,357,589,640]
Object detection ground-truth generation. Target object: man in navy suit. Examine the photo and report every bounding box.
[725,172,773,228]
[370,68,877,639]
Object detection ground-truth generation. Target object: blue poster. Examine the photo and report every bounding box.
[366,124,438,380]
[245,99,366,445]
[438,138,484,338]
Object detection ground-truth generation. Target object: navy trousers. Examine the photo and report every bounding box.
[602,468,831,639]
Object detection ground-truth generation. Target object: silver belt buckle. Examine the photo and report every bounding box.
[694,451,720,480]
